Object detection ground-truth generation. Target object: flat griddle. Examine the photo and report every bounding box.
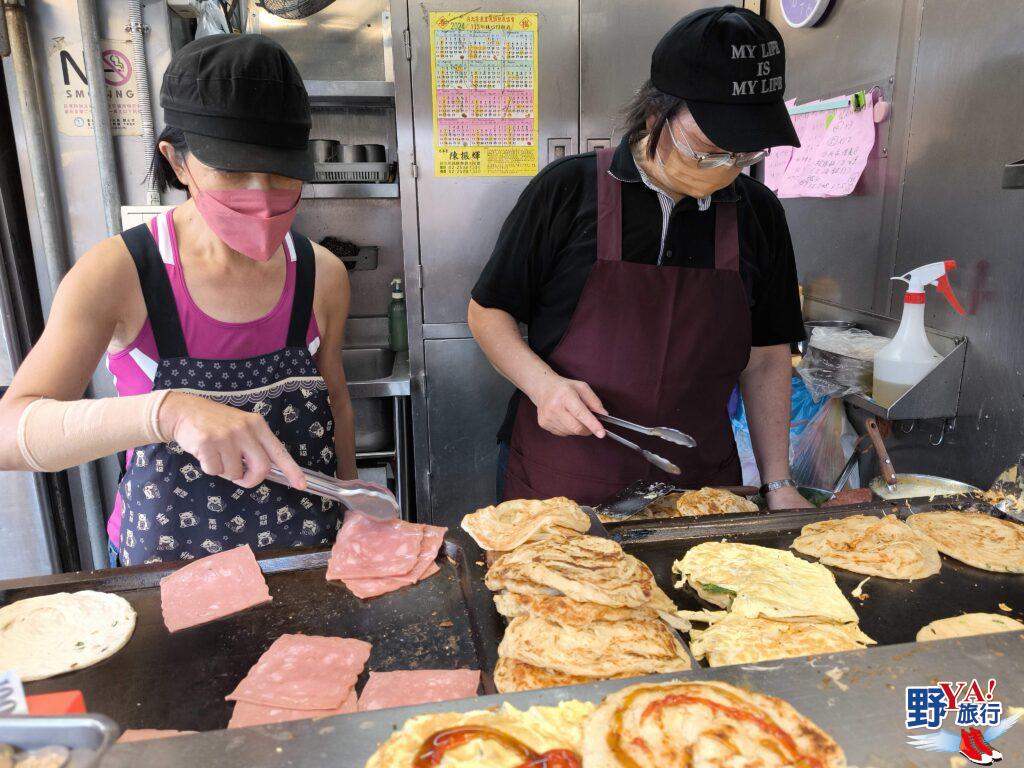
[0,536,503,733]
[614,501,1024,651]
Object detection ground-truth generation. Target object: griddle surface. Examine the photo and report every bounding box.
[0,542,498,732]
[618,505,1024,649]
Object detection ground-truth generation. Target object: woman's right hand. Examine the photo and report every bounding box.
[157,391,307,490]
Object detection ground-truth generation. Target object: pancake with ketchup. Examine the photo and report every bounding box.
[582,680,846,768]
[363,700,592,767]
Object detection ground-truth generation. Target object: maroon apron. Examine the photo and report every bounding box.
[503,147,752,505]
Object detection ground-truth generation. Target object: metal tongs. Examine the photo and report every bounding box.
[267,465,399,519]
[596,414,697,476]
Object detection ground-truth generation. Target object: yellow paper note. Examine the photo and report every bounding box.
[430,12,539,177]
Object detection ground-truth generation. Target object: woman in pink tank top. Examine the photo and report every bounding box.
[0,35,358,566]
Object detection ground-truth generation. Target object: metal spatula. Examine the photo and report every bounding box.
[267,465,400,519]
[985,455,1024,521]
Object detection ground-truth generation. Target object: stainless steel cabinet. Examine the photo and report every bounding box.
[404,0,580,524]
[424,338,514,526]
[408,0,580,327]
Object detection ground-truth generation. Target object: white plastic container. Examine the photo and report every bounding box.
[872,260,965,407]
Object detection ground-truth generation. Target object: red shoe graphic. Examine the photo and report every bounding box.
[971,728,1002,762]
[960,729,993,765]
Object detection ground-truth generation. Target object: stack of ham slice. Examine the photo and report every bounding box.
[160,544,271,633]
[226,634,371,729]
[326,511,447,599]
[356,669,481,712]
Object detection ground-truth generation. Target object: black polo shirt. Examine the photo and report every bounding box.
[472,136,805,442]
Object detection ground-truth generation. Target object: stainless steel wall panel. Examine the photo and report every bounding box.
[408,0,580,326]
[883,0,1024,487]
[766,0,905,312]
[579,0,710,145]
[254,0,390,82]
[423,338,514,526]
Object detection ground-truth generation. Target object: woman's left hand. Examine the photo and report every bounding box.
[766,484,816,511]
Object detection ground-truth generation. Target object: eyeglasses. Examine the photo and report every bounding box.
[666,119,770,169]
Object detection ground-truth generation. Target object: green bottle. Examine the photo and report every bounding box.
[388,278,408,353]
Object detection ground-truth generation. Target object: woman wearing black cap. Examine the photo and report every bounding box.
[0,34,358,565]
[469,7,813,510]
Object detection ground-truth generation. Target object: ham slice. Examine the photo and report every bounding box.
[226,634,371,710]
[326,512,425,579]
[159,544,271,633]
[328,516,447,599]
[117,729,196,743]
[356,670,481,712]
[228,690,358,729]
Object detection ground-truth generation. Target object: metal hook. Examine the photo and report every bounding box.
[900,419,917,434]
[930,421,946,447]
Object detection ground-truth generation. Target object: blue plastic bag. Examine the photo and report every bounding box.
[731,376,824,486]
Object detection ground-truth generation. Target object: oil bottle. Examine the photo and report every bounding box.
[872,260,965,407]
[388,278,408,353]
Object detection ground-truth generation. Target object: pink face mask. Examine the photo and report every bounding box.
[186,166,301,262]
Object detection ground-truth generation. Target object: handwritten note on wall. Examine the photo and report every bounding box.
[765,93,877,198]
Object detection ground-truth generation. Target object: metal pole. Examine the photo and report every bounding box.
[128,0,159,205]
[5,1,69,305]
[5,0,108,570]
[77,0,122,236]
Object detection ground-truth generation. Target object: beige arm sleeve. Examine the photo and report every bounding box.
[17,390,172,472]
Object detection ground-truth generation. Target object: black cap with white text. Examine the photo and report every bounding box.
[651,6,799,152]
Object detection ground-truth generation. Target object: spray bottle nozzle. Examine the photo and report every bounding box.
[892,260,966,315]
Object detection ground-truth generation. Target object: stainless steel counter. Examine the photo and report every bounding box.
[100,631,1024,767]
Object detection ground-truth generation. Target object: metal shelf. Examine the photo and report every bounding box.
[844,336,967,420]
[301,183,399,200]
[804,297,968,421]
[305,80,396,107]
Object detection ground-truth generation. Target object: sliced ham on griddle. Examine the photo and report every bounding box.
[159,544,271,633]
[227,690,358,729]
[326,512,447,599]
[326,512,425,579]
[356,669,481,712]
[226,634,371,710]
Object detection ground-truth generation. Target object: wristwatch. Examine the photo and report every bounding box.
[759,478,797,496]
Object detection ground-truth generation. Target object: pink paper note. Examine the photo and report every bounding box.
[778,94,876,199]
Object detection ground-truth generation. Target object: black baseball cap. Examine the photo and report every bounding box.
[161,34,314,181]
[651,6,799,152]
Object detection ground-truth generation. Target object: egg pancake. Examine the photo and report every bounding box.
[460,497,590,552]
[485,535,656,608]
[365,700,593,768]
[498,614,691,678]
[793,514,941,580]
[689,613,875,667]
[673,541,859,624]
[917,613,1024,642]
[676,487,759,516]
[907,511,1024,572]
[582,680,846,768]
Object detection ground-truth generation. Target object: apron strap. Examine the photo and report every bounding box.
[122,223,189,359]
[595,147,623,263]
[714,201,740,272]
[286,232,317,349]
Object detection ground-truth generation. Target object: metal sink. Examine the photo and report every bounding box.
[343,347,396,382]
